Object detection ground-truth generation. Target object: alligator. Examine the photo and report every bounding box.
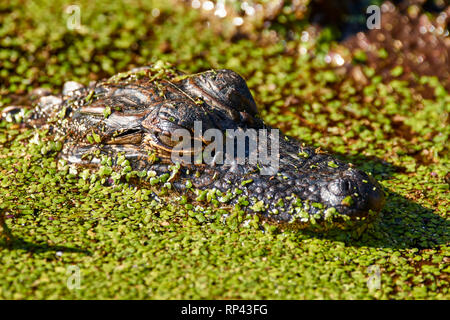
[2,64,385,229]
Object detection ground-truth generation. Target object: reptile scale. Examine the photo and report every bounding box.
[3,64,385,229]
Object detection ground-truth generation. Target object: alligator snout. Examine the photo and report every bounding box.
[320,169,385,218]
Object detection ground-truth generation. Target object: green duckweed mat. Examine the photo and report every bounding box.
[0,0,448,299]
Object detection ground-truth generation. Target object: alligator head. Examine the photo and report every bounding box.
[24,66,386,228]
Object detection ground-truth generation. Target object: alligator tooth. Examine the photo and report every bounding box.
[80,105,107,115]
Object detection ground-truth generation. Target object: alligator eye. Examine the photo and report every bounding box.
[158,132,178,147]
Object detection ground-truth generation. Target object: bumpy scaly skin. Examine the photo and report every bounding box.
[10,66,385,228]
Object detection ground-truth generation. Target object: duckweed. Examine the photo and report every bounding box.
[0,0,448,300]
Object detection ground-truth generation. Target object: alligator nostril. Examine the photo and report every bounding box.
[328,178,353,196]
[343,179,352,192]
